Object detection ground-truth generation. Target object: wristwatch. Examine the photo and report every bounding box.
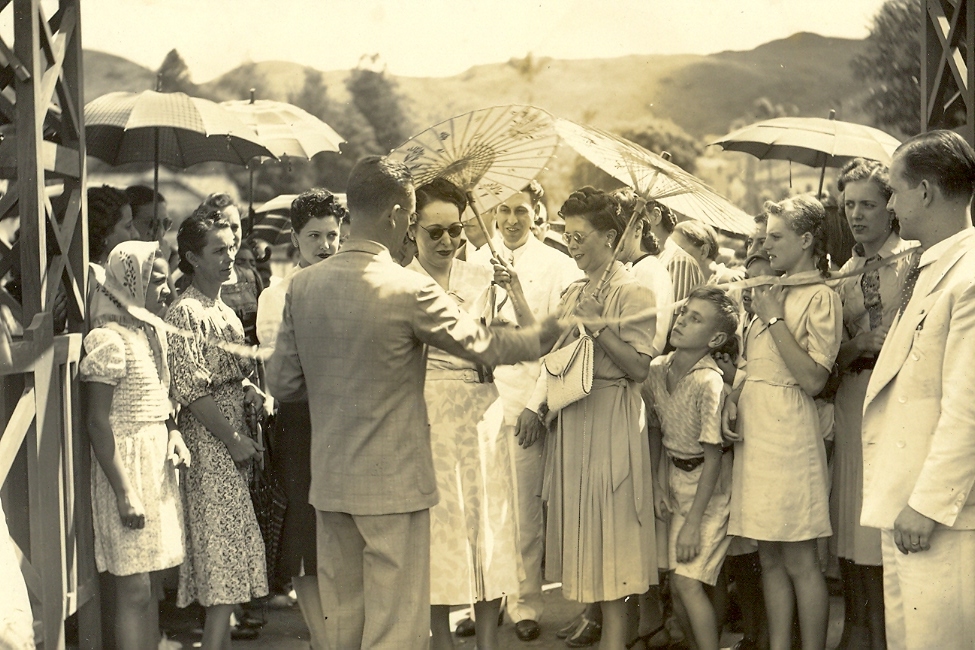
[591,325,607,338]
[767,317,782,327]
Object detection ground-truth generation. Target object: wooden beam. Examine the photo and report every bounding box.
[14,0,49,324]
[24,311,66,650]
[0,386,35,485]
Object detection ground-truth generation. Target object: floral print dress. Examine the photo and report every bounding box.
[166,285,268,607]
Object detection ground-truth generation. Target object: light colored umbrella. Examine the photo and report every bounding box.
[85,90,273,218]
[222,94,346,220]
[555,117,755,236]
[710,110,902,194]
[221,98,345,161]
[387,105,560,260]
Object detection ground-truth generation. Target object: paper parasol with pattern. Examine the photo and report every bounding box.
[388,105,560,259]
[555,117,755,236]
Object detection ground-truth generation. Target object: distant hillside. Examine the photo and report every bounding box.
[83,32,868,140]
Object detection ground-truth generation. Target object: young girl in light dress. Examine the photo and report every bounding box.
[81,241,189,650]
[726,195,842,650]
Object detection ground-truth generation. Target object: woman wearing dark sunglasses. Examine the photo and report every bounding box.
[406,178,533,650]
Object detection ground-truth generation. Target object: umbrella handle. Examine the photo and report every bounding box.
[593,200,646,296]
[466,191,501,261]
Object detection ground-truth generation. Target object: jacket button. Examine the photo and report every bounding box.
[911,353,919,361]
[896,441,906,448]
[898,396,907,403]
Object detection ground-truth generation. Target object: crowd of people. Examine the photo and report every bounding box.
[3,127,974,650]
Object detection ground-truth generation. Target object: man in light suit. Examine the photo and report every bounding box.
[861,130,975,649]
[267,156,561,649]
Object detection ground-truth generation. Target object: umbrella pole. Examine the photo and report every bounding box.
[248,160,256,233]
[465,191,501,261]
[152,127,159,222]
[818,158,827,197]
[594,198,646,296]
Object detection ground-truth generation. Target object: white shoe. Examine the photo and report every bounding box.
[158,634,183,650]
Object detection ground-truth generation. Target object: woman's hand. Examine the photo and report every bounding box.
[751,285,786,324]
[721,399,741,442]
[575,293,604,327]
[515,408,547,449]
[116,491,146,530]
[654,481,672,521]
[227,432,264,464]
[168,430,191,468]
[853,325,889,356]
[492,256,523,293]
[243,386,265,433]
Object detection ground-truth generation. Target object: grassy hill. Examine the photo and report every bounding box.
[83,32,868,141]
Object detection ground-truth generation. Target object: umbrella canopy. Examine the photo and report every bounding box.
[387,105,559,259]
[711,114,901,169]
[555,118,755,236]
[220,99,345,160]
[388,105,559,213]
[85,90,274,167]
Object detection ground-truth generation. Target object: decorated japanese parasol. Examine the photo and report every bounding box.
[555,117,754,293]
[555,118,755,235]
[388,105,560,260]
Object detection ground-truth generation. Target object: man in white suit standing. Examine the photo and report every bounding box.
[861,129,975,649]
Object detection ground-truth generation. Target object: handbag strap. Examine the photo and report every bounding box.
[550,322,589,352]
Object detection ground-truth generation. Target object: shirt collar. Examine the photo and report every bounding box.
[852,231,905,260]
[337,238,394,263]
[664,351,722,378]
[919,228,975,269]
[503,233,538,262]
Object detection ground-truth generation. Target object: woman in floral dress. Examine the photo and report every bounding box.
[407,178,530,650]
[166,209,267,649]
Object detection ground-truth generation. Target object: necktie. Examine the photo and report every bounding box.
[860,254,884,330]
[898,256,921,316]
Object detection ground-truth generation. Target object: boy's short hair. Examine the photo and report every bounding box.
[686,286,739,344]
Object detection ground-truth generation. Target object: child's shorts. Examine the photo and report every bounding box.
[668,460,732,586]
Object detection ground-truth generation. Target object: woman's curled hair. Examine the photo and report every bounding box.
[88,185,130,262]
[559,186,626,247]
[176,208,231,275]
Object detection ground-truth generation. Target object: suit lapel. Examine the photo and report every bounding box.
[865,232,975,405]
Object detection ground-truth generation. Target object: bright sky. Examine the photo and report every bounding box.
[75,0,886,81]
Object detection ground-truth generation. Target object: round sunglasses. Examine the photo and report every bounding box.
[418,223,464,241]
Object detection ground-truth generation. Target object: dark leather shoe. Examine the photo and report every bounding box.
[455,616,475,637]
[515,619,541,642]
[230,625,260,641]
[557,614,585,639]
[565,617,601,647]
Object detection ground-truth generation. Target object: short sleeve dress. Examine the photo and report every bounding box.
[543,262,658,602]
[166,285,268,607]
[729,275,842,541]
[80,323,185,576]
[408,258,523,605]
[829,234,917,565]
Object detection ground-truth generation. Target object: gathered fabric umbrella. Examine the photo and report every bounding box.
[387,105,560,260]
[556,117,755,235]
[221,94,346,220]
[710,110,902,194]
[85,90,274,218]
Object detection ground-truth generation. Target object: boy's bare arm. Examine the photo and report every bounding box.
[675,443,723,563]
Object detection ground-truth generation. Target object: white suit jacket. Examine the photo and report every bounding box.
[861,228,975,531]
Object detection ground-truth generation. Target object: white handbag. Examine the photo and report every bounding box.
[542,323,594,421]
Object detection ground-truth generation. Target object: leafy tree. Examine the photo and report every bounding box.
[570,118,703,191]
[156,49,196,94]
[851,0,922,135]
[346,56,413,153]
